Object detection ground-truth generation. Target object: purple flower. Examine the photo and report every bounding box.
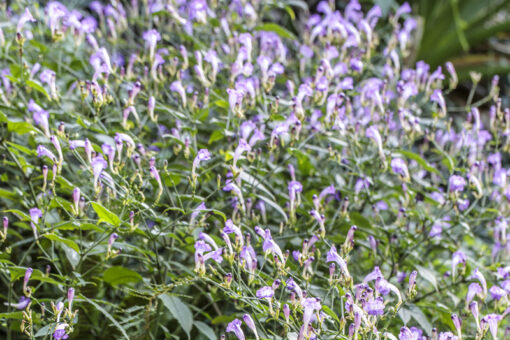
[299,298,321,340]
[489,285,507,301]
[483,314,502,339]
[37,145,56,162]
[399,327,414,340]
[354,177,371,194]
[189,0,208,23]
[108,233,118,247]
[91,156,107,189]
[391,158,409,178]
[23,267,33,292]
[226,319,245,340]
[466,282,483,305]
[256,286,274,299]
[451,250,466,279]
[17,8,36,33]
[192,149,211,180]
[29,208,42,239]
[326,245,350,279]
[72,187,80,212]
[449,175,466,193]
[242,314,258,339]
[143,29,161,47]
[11,296,31,310]
[170,80,186,106]
[470,268,487,296]
[408,270,418,292]
[233,139,251,169]
[364,297,385,315]
[431,89,447,116]
[288,181,303,202]
[53,323,68,339]
[224,219,243,246]
[68,287,75,310]
[255,227,284,262]
[451,314,462,335]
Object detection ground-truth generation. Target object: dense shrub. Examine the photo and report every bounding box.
[0,1,509,339]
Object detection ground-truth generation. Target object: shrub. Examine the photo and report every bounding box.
[0,1,508,339]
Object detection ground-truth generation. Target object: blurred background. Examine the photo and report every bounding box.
[299,0,510,108]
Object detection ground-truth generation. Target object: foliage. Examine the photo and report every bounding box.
[0,1,509,340]
[372,0,510,80]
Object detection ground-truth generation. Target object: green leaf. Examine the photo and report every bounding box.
[159,294,193,338]
[258,195,288,222]
[397,150,441,176]
[208,130,224,144]
[211,315,236,325]
[416,265,438,291]
[34,324,53,337]
[322,305,340,324]
[81,296,130,340]
[349,211,371,230]
[409,305,433,335]
[8,121,36,135]
[44,234,80,253]
[62,243,80,268]
[91,202,121,227]
[195,321,216,340]
[0,312,24,320]
[103,266,143,286]
[398,306,411,325]
[254,23,296,40]
[26,80,51,100]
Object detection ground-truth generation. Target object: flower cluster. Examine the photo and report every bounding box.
[0,0,509,339]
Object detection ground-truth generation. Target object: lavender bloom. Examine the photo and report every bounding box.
[37,145,56,162]
[243,314,259,340]
[470,268,488,296]
[451,250,466,279]
[483,314,502,339]
[143,29,161,61]
[299,298,321,340]
[53,323,68,339]
[17,8,36,33]
[431,89,447,116]
[226,319,245,340]
[288,180,303,202]
[29,208,43,239]
[391,158,409,179]
[191,203,207,225]
[72,187,80,212]
[489,285,507,301]
[233,139,251,169]
[91,156,107,190]
[2,216,8,239]
[224,219,243,246]
[449,175,466,193]
[8,296,31,310]
[451,314,462,337]
[23,267,33,292]
[466,283,483,305]
[192,149,211,179]
[254,227,284,262]
[326,245,350,279]
[365,297,385,315]
[189,0,208,23]
[68,287,75,310]
[170,80,186,106]
[31,105,50,136]
[256,286,274,299]
[408,270,418,294]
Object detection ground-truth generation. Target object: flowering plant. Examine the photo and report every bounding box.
[0,1,508,339]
